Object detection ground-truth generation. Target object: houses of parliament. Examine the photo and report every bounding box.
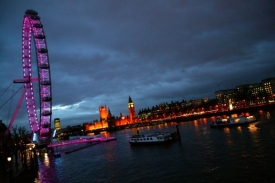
[83,96,137,131]
[54,96,138,132]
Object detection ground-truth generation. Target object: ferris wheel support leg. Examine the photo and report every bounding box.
[6,88,26,135]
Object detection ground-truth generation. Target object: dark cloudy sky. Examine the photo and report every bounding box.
[1,0,275,130]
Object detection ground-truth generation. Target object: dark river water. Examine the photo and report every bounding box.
[34,111,275,183]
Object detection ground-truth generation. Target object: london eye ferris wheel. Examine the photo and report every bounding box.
[9,9,53,144]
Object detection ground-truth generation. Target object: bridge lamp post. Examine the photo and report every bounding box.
[7,156,13,181]
[29,147,33,161]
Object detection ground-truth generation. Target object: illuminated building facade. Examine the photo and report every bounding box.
[84,96,139,131]
[237,83,269,106]
[215,89,237,110]
[138,108,151,121]
[115,113,128,126]
[215,77,275,108]
[98,105,109,128]
[54,118,61,131]
[99,106,108,122]
[128,96,136,123]
[84,105,109,131]
[248,83,265,105]
[215,89,236,105]
[262,78,275,103]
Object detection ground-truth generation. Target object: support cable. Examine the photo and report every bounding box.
[0,82,13,98]
[7,84,15,124]
[0,85,24,109]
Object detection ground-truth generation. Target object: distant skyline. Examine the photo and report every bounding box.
[1,1,275,130]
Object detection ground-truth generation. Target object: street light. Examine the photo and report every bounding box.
[29,148,33,160]
[7,156,13,181]
[7,157,11,162]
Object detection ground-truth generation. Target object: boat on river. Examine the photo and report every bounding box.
[210,115,257,128]
[129,131,174,145]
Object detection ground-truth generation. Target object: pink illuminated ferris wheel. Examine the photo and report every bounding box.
[10,9,52,144]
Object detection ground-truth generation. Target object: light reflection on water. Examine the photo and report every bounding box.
[33,112,275,183]
[43,153,50,167]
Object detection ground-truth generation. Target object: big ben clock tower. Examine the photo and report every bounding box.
[128,96,136,123]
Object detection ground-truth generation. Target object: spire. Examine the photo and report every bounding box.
[128,95,133,103]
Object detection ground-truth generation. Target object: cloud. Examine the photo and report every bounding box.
[0,0,275,130]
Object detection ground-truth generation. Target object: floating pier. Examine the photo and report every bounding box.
[64,142,101,154]
[47,136,116,148]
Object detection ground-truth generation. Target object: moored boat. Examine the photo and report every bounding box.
[210,115,257,128]
[129,131,174,145]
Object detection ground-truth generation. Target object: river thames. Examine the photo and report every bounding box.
[33,110,275,183]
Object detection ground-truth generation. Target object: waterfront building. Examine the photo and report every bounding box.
[236,82,269,106]
[99,105,108,128]
[107,108,116,128]
[138,108,151,121]
[138,98,214,121]
[84,98,138,131]
[115,113,128,126]
[54,118,61,131]
[248,83,265,105]
[85,106,109,131]
[189,98,204,106]
[215,89,236,106]
[262,78,275,102]
[236,84,254,104]
[93,120,108,129]
[215,77,275,108]
[128,96,137,123]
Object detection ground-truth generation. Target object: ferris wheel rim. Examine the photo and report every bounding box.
[22,9,52,143]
